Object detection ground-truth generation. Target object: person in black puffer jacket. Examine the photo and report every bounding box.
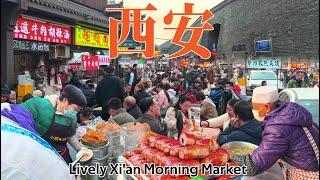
[134,82,151,108]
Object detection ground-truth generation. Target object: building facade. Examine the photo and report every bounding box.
[1,0,119,88]
[161,0,319,68]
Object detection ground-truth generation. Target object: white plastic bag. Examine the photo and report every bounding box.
[1,116,75,180]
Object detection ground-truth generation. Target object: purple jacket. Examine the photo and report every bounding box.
[252,103,319,172]
[1,104,39,136]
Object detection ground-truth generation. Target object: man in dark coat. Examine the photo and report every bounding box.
[123,96,142,119]
[95,66,125,119]
[137,97,167,135]
[218,100,262,146]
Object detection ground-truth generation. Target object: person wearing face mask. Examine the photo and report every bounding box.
[230,86,319,179]
[19,85,87,163]
[251,86,280,121]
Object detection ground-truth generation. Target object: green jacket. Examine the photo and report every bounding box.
[20,96,77,136]
[287,79,308,88]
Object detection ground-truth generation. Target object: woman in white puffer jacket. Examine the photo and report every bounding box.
[201,99,239,130]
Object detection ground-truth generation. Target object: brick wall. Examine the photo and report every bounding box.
[168,0,319,63]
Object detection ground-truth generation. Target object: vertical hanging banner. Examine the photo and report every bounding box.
[82,55,99,71]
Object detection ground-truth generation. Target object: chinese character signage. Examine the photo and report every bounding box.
[82,55,99,71]
[97,55,110,65]
[255,40,272,52]
[68,63,81,71]
[13,40,50,52]
[246,58,281,69]
[14,17,72,44]
[75,26,109,49]
[107,3,213,59]
[290,63,308,69]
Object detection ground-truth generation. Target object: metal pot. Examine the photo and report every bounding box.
[82,141,109,159]
[80,155,109,180]
[107,131,121,147]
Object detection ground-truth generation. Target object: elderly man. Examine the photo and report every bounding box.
[108,98,136,125]
[231,86,319,179]
[137,97,167,135]
[123,96,142,119]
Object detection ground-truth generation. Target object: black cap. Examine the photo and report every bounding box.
[60,85,87,107]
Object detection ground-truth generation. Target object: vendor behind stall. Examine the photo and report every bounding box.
[231,86,319,179]
[20,85,87,163]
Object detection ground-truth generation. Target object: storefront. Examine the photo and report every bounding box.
[70,25,110,79]
[13,16,72,83]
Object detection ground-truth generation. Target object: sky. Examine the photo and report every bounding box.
[122,0,224,46]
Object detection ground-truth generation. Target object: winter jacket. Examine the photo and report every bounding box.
[218,119,263,146]
[1,103,38,135]
[134,90,151,107]
[206,69,215,84]
[164,107,192,138]
[137,114,167,136]
[112,108,136,125]
[287,79,308,88]
[252,103,319,172]
[95,74,125,112]
[127,104,142,120]
[20,95,78,136]
[200,98,218,120]
[155,90,170,109]
[167,89,180,107]
[207,113,231,130]
[82,88,95,107]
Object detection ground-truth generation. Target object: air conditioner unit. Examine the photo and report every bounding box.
[49,45,70,59]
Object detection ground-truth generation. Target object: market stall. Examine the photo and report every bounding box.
[72,110,283,180]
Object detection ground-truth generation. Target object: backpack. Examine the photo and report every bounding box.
[209,87,225,107]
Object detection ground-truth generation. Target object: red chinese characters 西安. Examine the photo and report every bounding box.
[13,17,72,45]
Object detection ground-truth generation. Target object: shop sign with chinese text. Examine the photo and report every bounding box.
[97,55,110,65]
[14,17,72,44]
[246,58,281,69]
[75,26,109,49]
[290,63,308,69]
[68,63,81,71]
[82,55,99,71]
[13,40,50,52]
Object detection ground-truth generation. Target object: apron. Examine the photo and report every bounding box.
[42,106,73,164]
[281,127,319,180]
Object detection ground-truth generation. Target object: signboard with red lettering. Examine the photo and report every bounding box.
[68,63,81,71]
[97,55,110,65]
[13,17,72,44]
[82,55,99,71]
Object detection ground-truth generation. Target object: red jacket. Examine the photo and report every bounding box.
[233,85,241,94]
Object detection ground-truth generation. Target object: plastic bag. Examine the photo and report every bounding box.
[1,116,75,180]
